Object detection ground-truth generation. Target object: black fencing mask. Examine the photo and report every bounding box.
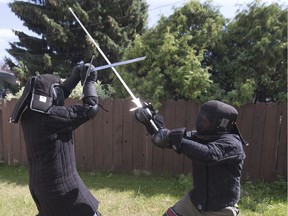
[10,74,64,123]
[196,100,238,135]
[196,100,248,145]
[30,74,64,113]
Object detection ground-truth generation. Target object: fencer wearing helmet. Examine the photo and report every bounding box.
[10,64,101,216]
[135,100,246,216]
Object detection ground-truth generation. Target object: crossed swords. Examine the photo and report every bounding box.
[69,8,158,132]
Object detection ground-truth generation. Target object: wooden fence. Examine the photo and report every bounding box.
[0,99,286,182]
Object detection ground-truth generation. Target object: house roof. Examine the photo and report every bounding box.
[0,70,16,84]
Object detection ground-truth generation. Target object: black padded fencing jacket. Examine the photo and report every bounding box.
[181,133,246,212]
[20,104,99,216]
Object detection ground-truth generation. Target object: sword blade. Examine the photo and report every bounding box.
[94,56,146,71]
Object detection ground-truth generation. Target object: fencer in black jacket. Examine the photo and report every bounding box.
[10,64,101,216]
[135,100,246,216]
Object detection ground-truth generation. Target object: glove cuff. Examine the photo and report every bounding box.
[151,129,171,149]
[168,128,186,154]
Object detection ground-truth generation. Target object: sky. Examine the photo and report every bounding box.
[0,0,284,62]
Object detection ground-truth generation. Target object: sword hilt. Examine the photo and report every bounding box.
[134,102,160,134]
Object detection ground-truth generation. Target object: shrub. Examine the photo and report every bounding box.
[5,80,115,101]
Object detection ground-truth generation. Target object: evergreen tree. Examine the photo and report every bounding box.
[7,0,148,84]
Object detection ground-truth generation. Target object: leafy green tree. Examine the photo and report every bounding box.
[6,0,148,84]
[113,0,225,107]
[115,0,287,107]
[213,1,287,104]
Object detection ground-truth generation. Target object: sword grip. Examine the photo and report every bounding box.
[150,119,159,132]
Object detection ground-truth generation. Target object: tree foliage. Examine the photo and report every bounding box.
[7,0,148,84]
[113,0,224,107]
[6,0,287,106]
[213,1,287,104]
[114,0,287,107]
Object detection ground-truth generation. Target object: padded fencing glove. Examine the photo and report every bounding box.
[80,64,98,108]
[151,129,171,148]
[135,102,164,135]
[151,128,186,154]
[168,128,186,153]
[80,63,97,86]
[61,64,83,98]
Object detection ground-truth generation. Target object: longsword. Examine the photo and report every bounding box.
[69,7,142,108]
[69,7,158,132]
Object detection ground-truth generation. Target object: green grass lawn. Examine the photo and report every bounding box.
[0,163,286,216]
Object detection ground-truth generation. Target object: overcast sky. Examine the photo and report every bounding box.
[0,0,284,61]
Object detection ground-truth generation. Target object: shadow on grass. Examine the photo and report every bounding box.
[0,162,190,198]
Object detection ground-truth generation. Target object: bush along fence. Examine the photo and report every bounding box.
[0,99,286,182]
